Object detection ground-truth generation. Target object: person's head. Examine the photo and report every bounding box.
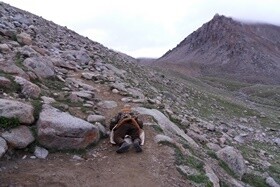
[121,104,132,114]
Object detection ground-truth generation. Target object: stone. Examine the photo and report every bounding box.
[0,137,8,158]
[87,115,106,124]
[206,143,221,152]
[273,138,280,147]
[1,125,35,149]
[41,96,56,104]
[0,76,11,88]
[97,100,118,109]
[70,91,93,100]
[154,134,175,144]
[23,57,55,78]
[0,43,11,53]
[95,122,108,138]
[37,105,100,150]
[34,146,49,159]
[19,45,39,57]
[0,99,34,124]
[204,164,220,187]
[134,107,199,148]
[216,146,246,178]
[266,177,280,187]
[14,76,41,98]
[16,32,32,45]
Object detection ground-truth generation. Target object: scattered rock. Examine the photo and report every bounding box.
[23,56,55,78]
[37,105,100,150]
[34,146,49,159]
[41,96,56,104]
[16,32,32,45]
[216,146,246,178]
[0,76,11,88]
[206,143,221,152]
[154,134,175,144]
[97,100,118,109]
[204,164,220,187]
[134,107,199,148]
[87,115,106,124]
[14,76,41,98]
[266,177,280,187]
[0,137,8,158]
[1,125,35,149]
[0,43,11,53]
[0,99,34,124]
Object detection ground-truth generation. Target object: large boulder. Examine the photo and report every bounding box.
[0,99,34,124]
[14,76,41,98]
[1,125,35,149]
[37,105,100,150]
[216,146,246,178]
[134,107,199,148]
[0,137,8,158]
[22,57,55,78]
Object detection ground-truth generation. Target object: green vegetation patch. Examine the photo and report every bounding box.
[0,116,20,129]
[241,173,267,187]
[218,159,238,178]
[202,76,251,92]
[31,99,43,121]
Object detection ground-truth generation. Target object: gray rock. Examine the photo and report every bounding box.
[2,125,35,149]
[41,96,56,104]
[95,122,108,138]
[206,143,221,152]
[273,138,280,147]
[177,165,199,176]
[14,76,41,98]
[81,72,99,80]
[0,99,34,124]
[70,91,93,100]
[23,56,55,78]
[16,32,32,45]
[204,164,220,187]
[97,100,118,109]
[19,45,39,57]
[105,64,126,77]
[266,177,280,187]
[154,134,175,144]
[110,82,127,92]
[87,114,106,124]
[127,88,145,99]
[0,76,11,88]
[0,43,11,53]
[216,146,246,178]
[37,105,100,150]
[134,107,199,148]
[34,146,49,159]
[0,137,8,158]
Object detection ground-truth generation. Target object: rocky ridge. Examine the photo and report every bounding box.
[0,2,279,187]
[156,14,280,84]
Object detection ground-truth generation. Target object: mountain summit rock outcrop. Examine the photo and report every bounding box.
[156,14,280,84]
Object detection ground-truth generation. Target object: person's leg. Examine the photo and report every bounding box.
[129,129,142,153]
[114,126,130,153]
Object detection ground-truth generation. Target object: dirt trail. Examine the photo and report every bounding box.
[0,72,190,187]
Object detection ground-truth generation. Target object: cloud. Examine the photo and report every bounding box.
[3,0,280,58]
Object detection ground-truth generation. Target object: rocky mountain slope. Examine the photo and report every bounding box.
[156,14,280,84]
[0,2,280,187]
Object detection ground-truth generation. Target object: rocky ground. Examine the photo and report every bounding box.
[0,2,280,187]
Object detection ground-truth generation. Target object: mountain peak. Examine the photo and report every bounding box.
[157,14,280,84]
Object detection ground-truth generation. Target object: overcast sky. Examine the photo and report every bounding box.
[3,0,280,58]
